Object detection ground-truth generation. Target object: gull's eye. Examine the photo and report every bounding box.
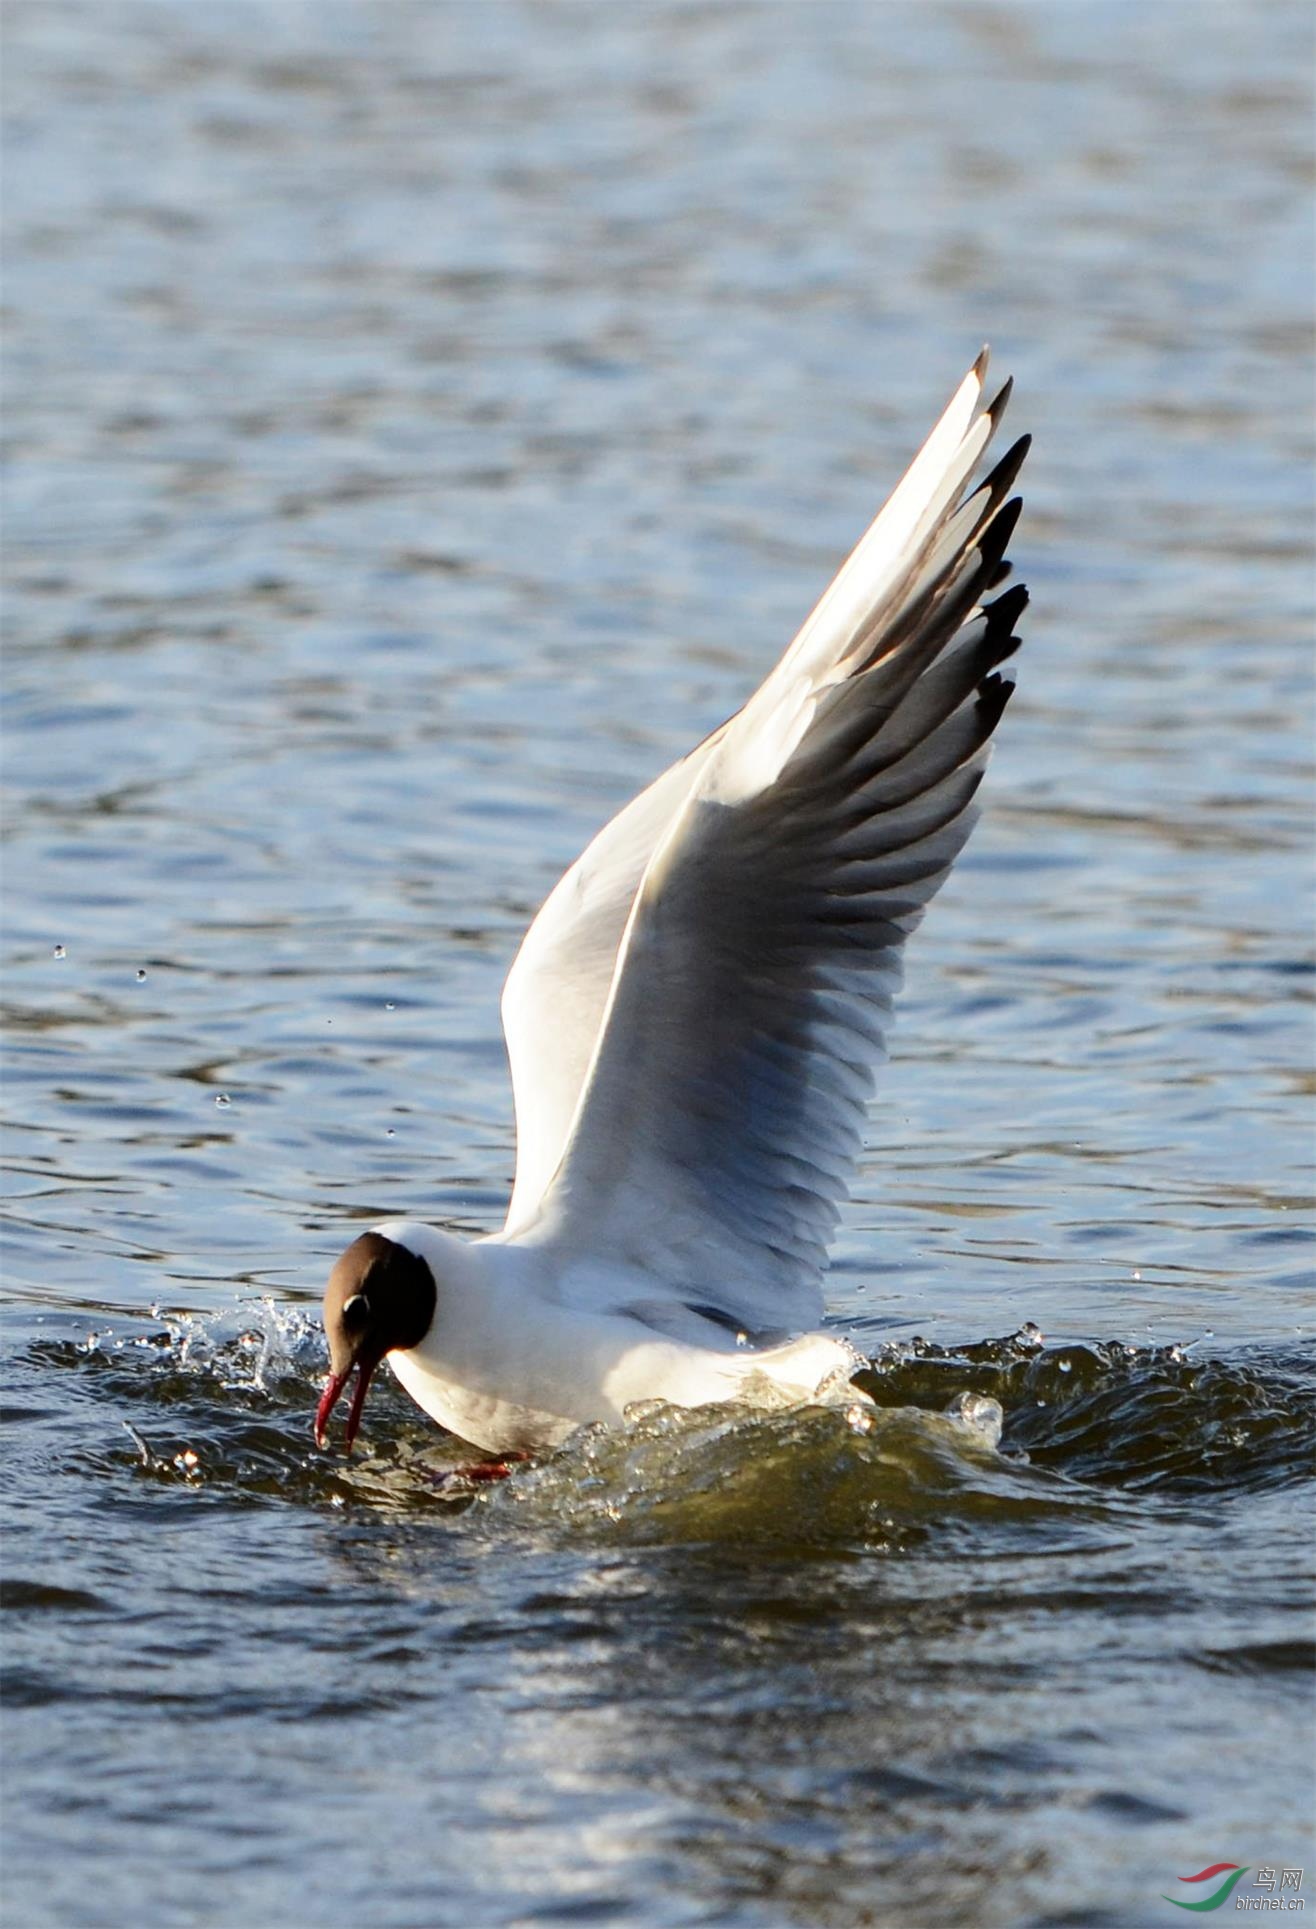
[342,1294,371,1330]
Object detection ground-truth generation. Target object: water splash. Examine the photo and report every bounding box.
[853,1331,1315,1495]
[31,1302,1314,1546]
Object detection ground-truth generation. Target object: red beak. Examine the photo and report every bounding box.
[314,1350,382,1452]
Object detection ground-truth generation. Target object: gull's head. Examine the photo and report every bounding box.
[314,1231,436,1452]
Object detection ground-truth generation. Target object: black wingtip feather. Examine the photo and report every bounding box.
[987,629,1023,669]
[981,433,1031,507]
[983,581,1030,639]
[987,376,1014,426]
[979,581,1029,671]
[975,670,1015,734]
[976,495,1024,582]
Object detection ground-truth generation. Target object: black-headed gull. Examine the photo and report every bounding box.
[315,352,1029,1461]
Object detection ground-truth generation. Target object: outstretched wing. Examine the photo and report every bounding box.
[512,352,1028,1334]
[500,354,1017,1239]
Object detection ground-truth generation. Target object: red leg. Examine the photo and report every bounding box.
[424,1450,533,1490]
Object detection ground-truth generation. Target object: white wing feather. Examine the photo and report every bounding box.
[499,352,1028,1333]
[501,725,732,1224]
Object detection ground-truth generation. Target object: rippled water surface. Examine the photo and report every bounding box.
[3,4,1313,1926]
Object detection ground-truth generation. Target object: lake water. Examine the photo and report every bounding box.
[3,4,1313,1925]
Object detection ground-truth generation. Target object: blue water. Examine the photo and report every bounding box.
[3,4,1313,1925]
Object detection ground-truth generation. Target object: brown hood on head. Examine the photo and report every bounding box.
[315,1232,437,1452]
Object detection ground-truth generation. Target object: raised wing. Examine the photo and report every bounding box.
[500,353,1017,1242]
[516,352,1028,1334]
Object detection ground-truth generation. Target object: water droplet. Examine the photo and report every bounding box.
[215,1093,231,1108]
[385,1128,395,1138]
[944,1390,1004,1449]
[845,1403,874,1434]
[52,944,66,960]
[136,968,147,982]
[1058,1357,1072,1373]
[735,1330,749,1348]
[385,1002,396,1012]
[1131,1269,1141,1280]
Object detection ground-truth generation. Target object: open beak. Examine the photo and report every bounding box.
[314,1350,382,1452]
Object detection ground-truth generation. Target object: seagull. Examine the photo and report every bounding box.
[315,351,1029,1464]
